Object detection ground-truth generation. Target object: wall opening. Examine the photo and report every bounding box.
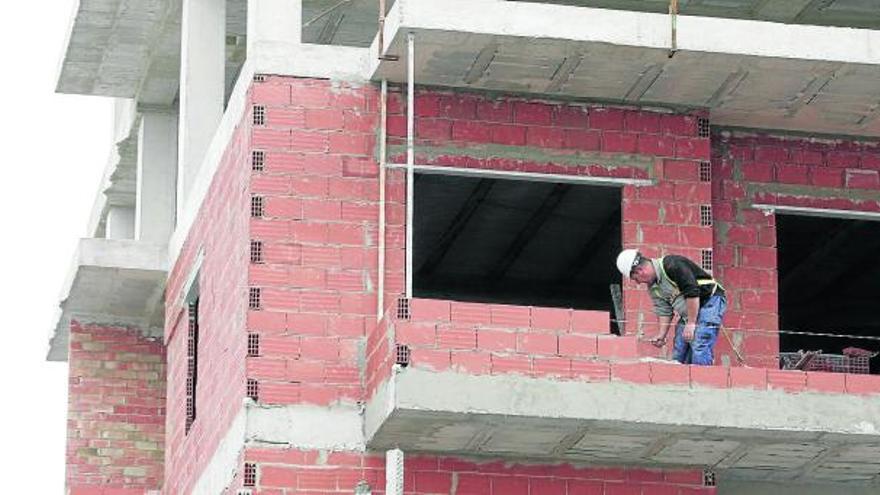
[414,173,622,312]
[777,214,880,373]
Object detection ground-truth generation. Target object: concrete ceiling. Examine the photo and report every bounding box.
[374,1,880,138]
[48,239,168,361]
[372,413,880,484]
[303,0,389,46]
[57,0,247,105]
[57,0,880,139]
[302,0,880,48]
[368,369,880,485]
[513,0,880,30]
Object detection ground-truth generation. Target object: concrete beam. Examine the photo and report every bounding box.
[378,0,880,66]
[48,238,168,361]
[178,0,226,215]
[190,402,364,493]
[365,368,880,484]
[106,206,135,240]
[247,0,302,54]
[136,111,178,243]
[246,403,364,449]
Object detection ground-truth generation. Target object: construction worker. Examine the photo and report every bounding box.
[615,249,727,365]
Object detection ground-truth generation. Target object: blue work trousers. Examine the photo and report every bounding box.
[672,294,727,366]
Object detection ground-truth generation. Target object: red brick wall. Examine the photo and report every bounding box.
[383,89,712,357]
[246,77,379,407]
[248,80,715,410]
[155,75,880,493]
[393,298,637,378]
[234,447,714,495]
[162,106,252,492]
[66,321,165,494]
[712,132,880,367]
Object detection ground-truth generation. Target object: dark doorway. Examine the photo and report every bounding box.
[414,174,622,312]
[777,214,880,373]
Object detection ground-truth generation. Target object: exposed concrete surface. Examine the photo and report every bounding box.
[136,111,178,243]
[191,402,366,493]
[719,480,879,495]
[512,0,880,30]
[169,57,253,265]
[106,206,136,239]
[247,403,365,450]
[249,42,371,81]
[365,368,880,484]
[178,0,226,213]
[191,405,247,495]
[56,0,184,104]
[373,0,880,137]
[248,0,302,51]
[48,238,168,361]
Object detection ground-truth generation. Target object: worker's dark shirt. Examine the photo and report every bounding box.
[662,255,724,307]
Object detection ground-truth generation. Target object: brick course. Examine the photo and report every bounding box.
[66,321,165,494]
[233,447,714,495]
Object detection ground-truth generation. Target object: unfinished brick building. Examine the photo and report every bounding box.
[50,1,880,494]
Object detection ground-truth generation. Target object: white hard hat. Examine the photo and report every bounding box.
[616,249,641,277]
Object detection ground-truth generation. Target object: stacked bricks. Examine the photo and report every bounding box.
[365,307,396,400]
[235,447,715,495]
[384,90,702,181]
[386,298,664,383]
[162,111,252,493]
[712,132,880,368]
[378,300,880,396]
[66,321,165,494]
[246,77,381,407]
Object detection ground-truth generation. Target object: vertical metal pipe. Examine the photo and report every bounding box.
[377,80,388,321]
[669,0,678,58]
[378,0,386,58]
[405,32,415,299]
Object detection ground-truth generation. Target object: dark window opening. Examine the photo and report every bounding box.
[414,174,622,314]
[777,214,880,374]
[185,298,200,433]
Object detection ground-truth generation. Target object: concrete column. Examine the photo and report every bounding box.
[137,111,178,243]
[247,0,301,53]
[178,0,226,214]
[106,206,136,240]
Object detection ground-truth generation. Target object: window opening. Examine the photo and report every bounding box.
[777,214,880,374]
[414,174,621,314]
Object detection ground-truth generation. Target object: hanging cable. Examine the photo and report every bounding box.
[668,0,679,58]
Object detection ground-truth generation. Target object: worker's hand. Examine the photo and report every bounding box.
[683,323,696,342]
[650,334,667,348]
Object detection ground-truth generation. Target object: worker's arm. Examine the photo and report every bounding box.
[651,314,674,347]
[649,288,674,347]
[682,296,700,342]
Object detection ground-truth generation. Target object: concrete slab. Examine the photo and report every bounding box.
[365,368,880,484]
[509,1,880,30]
[48,238,168,361]
[371,0,880,137]
[56,0,247,104]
